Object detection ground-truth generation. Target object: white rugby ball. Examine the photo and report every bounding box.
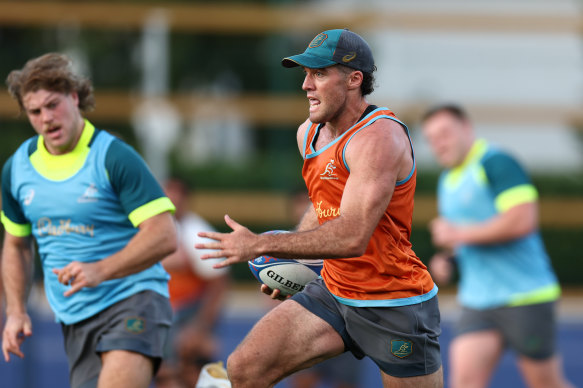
[248,230,323,296]
[248,256,323,296]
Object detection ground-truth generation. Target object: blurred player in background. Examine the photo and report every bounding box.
[1,53,177,388]
[421,104,573,388]
[197,29,442,388]
[155,178,229,388]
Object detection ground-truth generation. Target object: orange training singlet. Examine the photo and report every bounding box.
[301,106,436,306]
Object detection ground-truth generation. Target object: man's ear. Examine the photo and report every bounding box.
[347,70,363,91]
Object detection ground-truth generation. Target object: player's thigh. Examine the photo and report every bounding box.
[449,330,504,388]
[380,366,443,388]
[342,296,441,380]
[498,302,557,361]
[228,299,345,383]
[517,354,573,388]
[63,291,171,388]
[98,350,153,388]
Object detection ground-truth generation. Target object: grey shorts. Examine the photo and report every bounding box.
[291,278,442,378]
[61,290,173,388]
[456,301,557,360]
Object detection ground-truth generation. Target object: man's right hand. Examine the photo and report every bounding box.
[260,284,290,301]
[2,312,32,362]
[428,253,454,286]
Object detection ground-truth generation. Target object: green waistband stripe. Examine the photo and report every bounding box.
[507,283,561,307]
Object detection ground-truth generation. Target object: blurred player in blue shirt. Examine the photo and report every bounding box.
[1,53,177,388]
[422,104,573,388]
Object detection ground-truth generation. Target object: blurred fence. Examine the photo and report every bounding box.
[0,0,582,285]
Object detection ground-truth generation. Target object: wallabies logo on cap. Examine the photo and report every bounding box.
[309,33,328,48]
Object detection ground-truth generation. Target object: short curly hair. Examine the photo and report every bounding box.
[337,64,376,97]
[6,53,95,113]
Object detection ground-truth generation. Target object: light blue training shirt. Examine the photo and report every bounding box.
[437,139,559,310]
[1,121,175,324]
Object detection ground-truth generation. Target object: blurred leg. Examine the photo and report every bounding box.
[154,362,185,388]
[380,366,443,388]
[288,370,321,388]
[517,354,575,388]
[449,330,504,388]
[98,350,154,388]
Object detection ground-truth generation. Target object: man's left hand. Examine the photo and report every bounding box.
[52,261,104,297]
[196,215,259,268]
[430,218,462,249]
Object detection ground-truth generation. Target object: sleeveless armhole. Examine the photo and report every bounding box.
[304,122,321,158]
[341,110,415,186]
[302,122,312,159]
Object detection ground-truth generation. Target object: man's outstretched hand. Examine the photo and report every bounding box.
[196,215,261,268]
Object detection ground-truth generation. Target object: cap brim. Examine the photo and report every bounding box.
[281,53,337,69]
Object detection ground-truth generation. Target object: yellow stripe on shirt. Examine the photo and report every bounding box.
[495,184,538,213]
[1,211,32,237]
[128,197,175,227]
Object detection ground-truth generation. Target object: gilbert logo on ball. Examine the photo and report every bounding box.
[248,231,323,296]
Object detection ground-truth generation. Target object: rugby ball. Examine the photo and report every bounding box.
[248,231,323,296]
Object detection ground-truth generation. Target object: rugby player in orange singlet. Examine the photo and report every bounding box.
[197,29,443,388]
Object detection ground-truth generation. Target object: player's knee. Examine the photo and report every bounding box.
[227,348,274,388]
[226,350,254,387]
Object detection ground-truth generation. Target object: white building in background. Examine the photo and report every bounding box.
[318,0,583,172]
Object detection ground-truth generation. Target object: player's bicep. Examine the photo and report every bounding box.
[2,230,31,250]
[483,152,537,213]
[1,158,31,237]
[341,123,403,223]
[2,231,33,266]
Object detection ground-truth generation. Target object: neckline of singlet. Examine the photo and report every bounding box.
[311,104,379,149]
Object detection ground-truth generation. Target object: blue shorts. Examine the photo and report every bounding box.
[291,278,442,378]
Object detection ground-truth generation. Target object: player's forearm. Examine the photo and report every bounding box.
[260,216,370,260]
[1,240,34,314]
[97,212,177,280]
[457,203,538,245]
